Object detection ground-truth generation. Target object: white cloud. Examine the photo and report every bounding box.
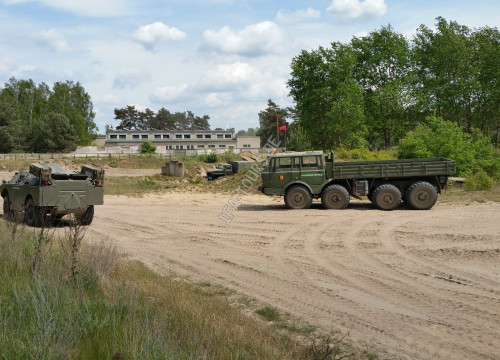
[1,0,134,17]
[197,62,288,103]
[11,64,37,77]
[276,8,321,24]
[101,94,122,104]
[201,21,287,56]
[132,22,187,52]
[150,84,189,103]
[203,92,226,107]
[33,29,71,52]
[113,70,152,89]
[199,62,259,91]
[327,0,387,20]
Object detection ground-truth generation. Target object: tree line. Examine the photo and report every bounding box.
[0,77,97,153]
[111,105,211,131]
[278,17,499,150]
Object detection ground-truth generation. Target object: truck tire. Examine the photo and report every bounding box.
[285,185,312,209]
[3,194,11,221]
[372,184,401,211]
[75,205,94,225]
[405,181,437,210]
[321,184,350,209]
[25,198,44,227]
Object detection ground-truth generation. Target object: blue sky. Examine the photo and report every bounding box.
[1,0,499,133]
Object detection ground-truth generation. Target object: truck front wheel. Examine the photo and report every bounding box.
[321,185,350,209]
[405,182,437,210]
[372,184,402,211]
[285,185,312,209]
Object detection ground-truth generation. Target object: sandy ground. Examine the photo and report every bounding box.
[79,192,499,360]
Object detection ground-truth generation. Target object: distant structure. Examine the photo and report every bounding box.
[84,129,260,155]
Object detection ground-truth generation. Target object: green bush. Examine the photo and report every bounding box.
[397,116,500,178]
[140,140,156,154]
[204,153,218,163]
[335,148,396,161]
[222,149,235,163]
[256,306,280,321]
[464,170,494,190]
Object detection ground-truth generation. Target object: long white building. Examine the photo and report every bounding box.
[94,129,261,154]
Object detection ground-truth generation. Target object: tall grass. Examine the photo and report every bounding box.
[3,221,358,360]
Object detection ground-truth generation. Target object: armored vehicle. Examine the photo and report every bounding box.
[259,151,455,211]
[1,163,104,226]
[206,163,233,181]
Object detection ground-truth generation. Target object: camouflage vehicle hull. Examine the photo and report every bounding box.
[1,163,104,226]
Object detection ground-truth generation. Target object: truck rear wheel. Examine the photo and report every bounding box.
[285,185,312,209]
[321,184,350,209]
[405,182,437,210]
[372,184,401,211]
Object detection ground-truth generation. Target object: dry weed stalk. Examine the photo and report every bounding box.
[31,208,56,274]
[65,213,88,280]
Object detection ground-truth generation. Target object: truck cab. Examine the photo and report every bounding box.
[261,151,325,195]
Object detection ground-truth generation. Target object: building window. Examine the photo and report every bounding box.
[197,145,205,149]
[204,134,211,139]
[196,134,203,139]
[243,144,251,148]
[225,134,232,139]
[163,134,170,139]
[176,145,184,150]
[166,145,173,150]
[217,134,223,139]
[110,134,117,139]
[184,134,191,139]
[208,144,216,148]
[132,134,140,139]
[219,144,226,148]
[141,134,148,139]
[154,134,161,139]
[119,135,126,139]
[176,134,182,139]
[187,145,194,150]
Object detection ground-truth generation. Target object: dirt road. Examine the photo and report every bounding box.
[86,193,499,359]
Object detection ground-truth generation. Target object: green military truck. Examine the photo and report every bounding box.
[206,163,233,181]
[259,151,455,211]
[1,163,104,226]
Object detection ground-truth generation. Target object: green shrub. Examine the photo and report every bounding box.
[464,170,494,190]
[397,116,500,177]
[204,153,218,163]
[222,149,235,163]
[256,306,280,321]
[335,148,396,161]
[140,140,156,154]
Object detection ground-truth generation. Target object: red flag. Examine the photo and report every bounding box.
[279,125,286,131]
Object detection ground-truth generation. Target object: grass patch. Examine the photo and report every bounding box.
[0,220,380,360]
[440,183,500,205]
[256,306,280,321]
[0,221,310,359]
